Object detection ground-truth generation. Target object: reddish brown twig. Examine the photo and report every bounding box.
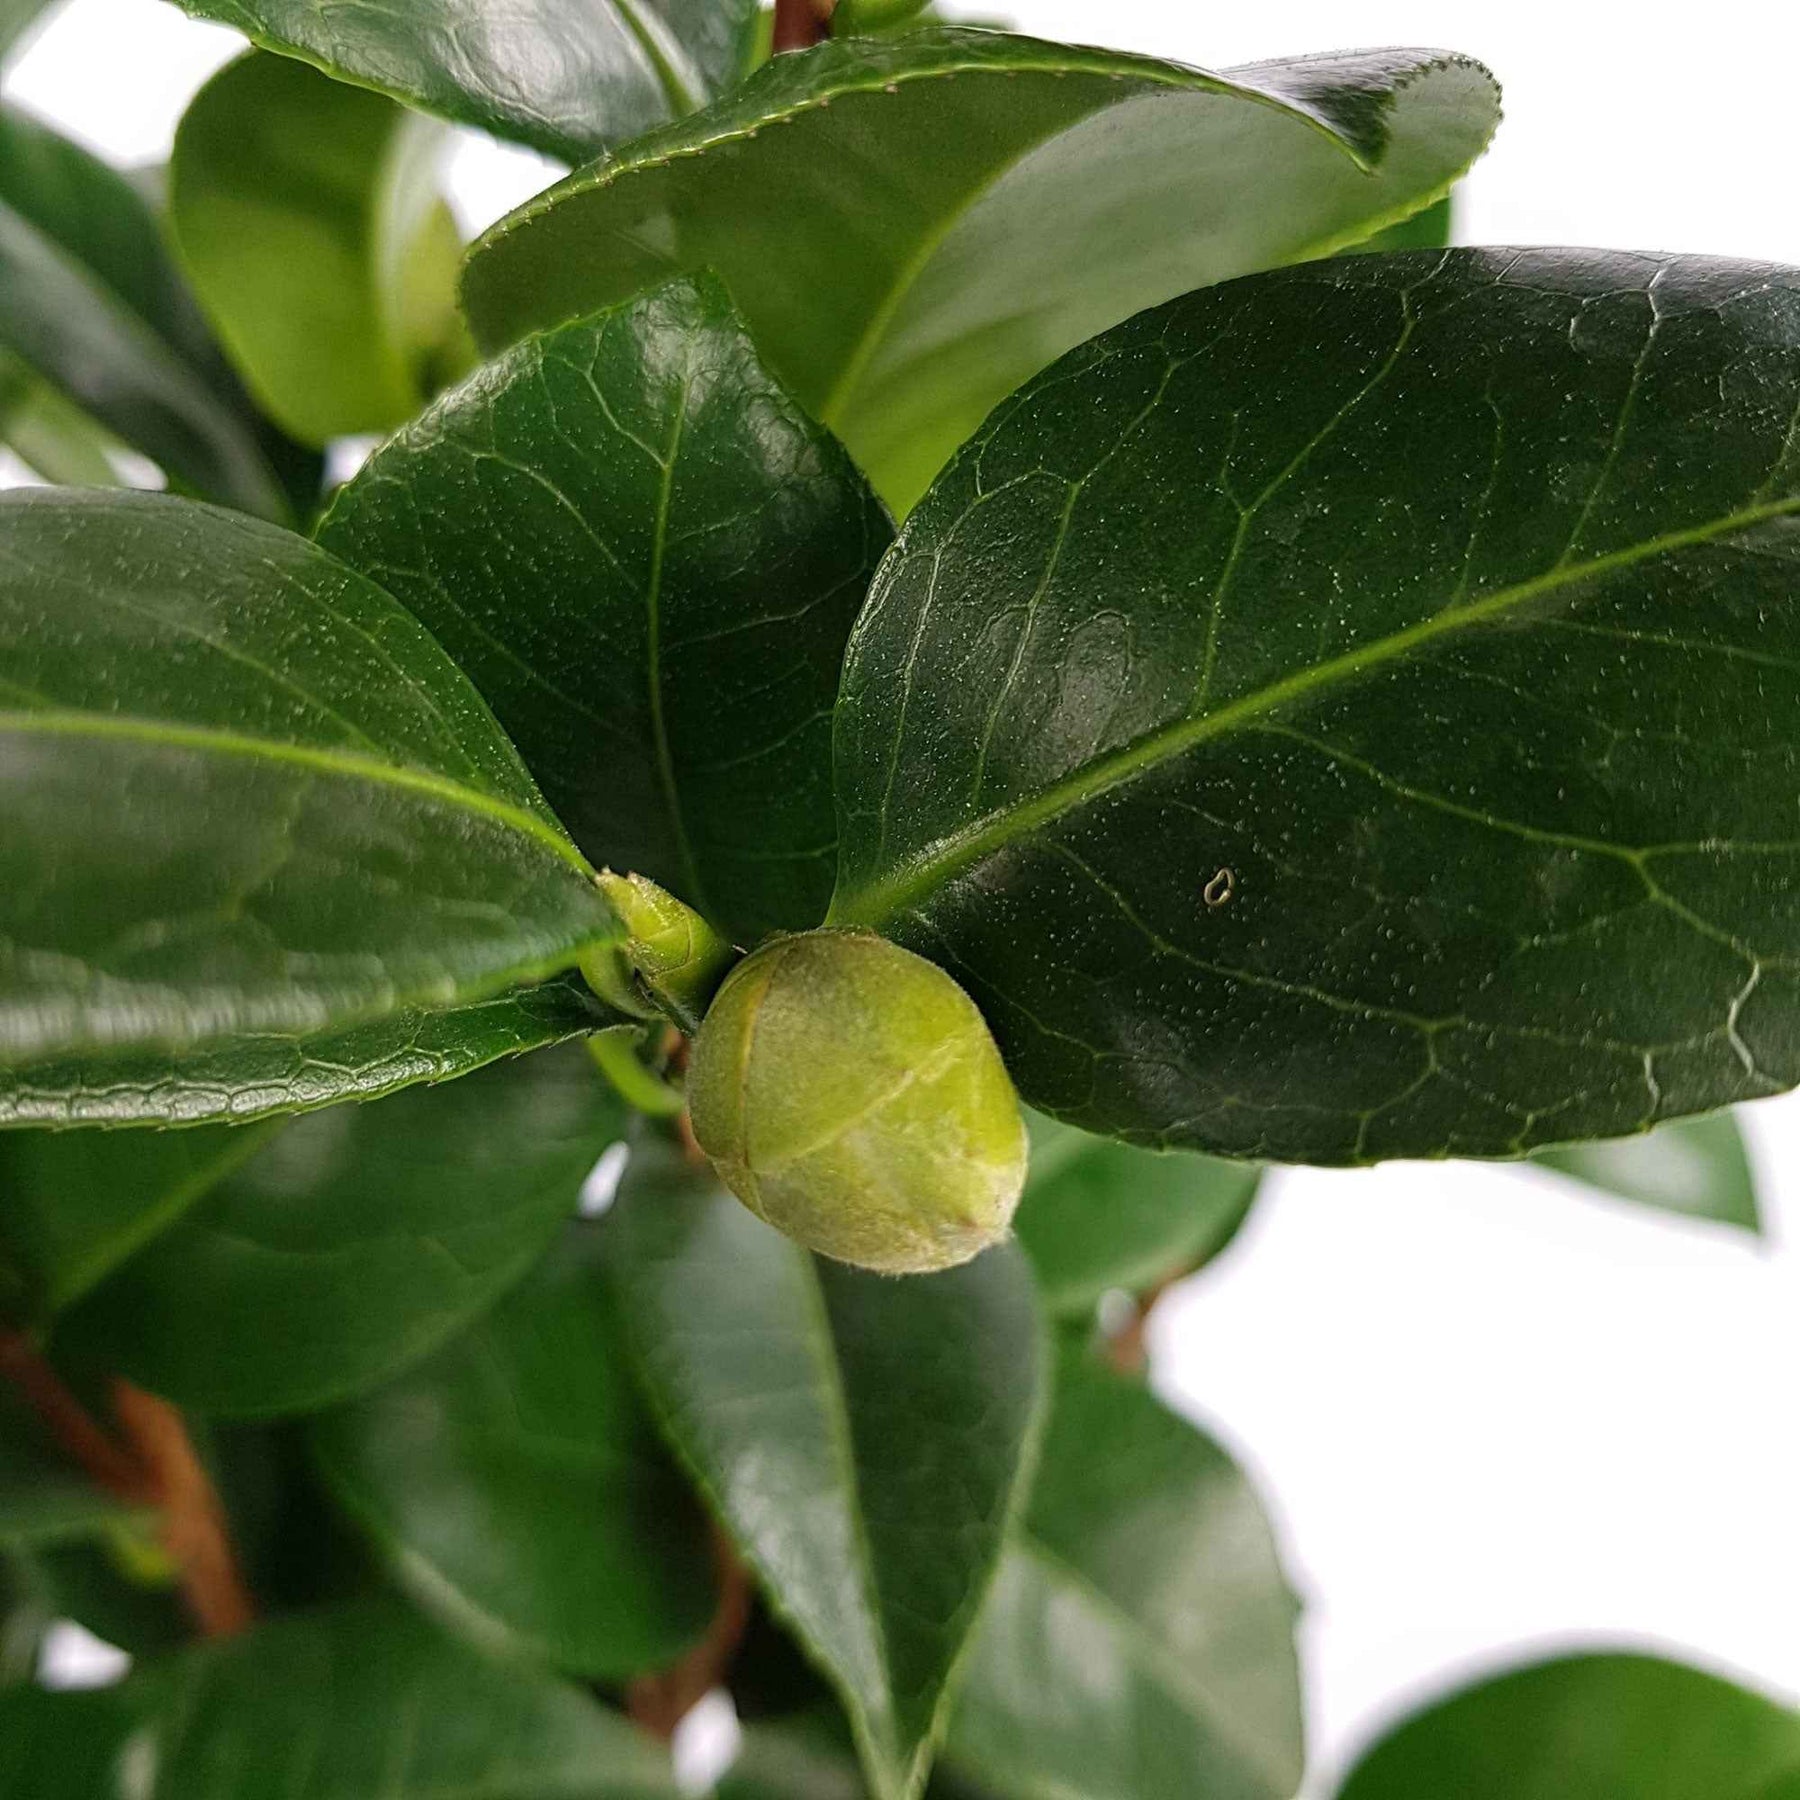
[111,1381,255,1638]
[772,0,834,52]
[626,1528,753,1739]
[0,1327,254,1638]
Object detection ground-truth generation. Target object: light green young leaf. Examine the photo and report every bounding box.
[53,1044,624,1417]
[1015,1112,1261,1314]
[311,1219,715,1679]
[465,30,1500,510]
[604,1133,1044,1800]
[320,278,891,941]
[945,1346,1303,1800]
[0,1596,682,1797]
[831,250,1800,1164]
[171,52,471,447]
[0,490,622,1128]
[1534,1110,1759,1231]
[0,104,307,520]
[160,0,762,162]
[1335,1652,1800,1800]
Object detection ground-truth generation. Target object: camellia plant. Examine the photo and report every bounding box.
[3,0,1800,1793]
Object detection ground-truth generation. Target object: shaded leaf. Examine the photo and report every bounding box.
[0,1389,145,1549]
[171,52,471,447]
[0,1596,681,1796]
[1015,1111,1260,1314]
[1534,1110,1759,1230]
[311,1219,715,1679]
[830,250,1800,1163]
[54,1044,623,1417]
[0,103,307,520]
[162,0,761,162]
[1351,192,1454,253]
[320,278,890,940]
[1335,1652,1800,1800]
[0,1119,276,1317]
[0,490,622,1127]
[465,31,1500,510]
[944,1345,1302,1800]
[721,1717,870,1800]
[0,0,56,60]
[604,1133,1043,1800]
[0,348,125,486]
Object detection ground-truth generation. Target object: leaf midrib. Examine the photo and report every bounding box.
[830,496,1800,927]
[0,709,591,876]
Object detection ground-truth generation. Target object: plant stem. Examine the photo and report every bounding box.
[111,1382,255,1638]
[626,1529,753,1739]
[0,1328,254,1638]
[772,0,833,52]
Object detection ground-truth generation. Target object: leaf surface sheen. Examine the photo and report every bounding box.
[0,490,621,1126]
[321,278,891,941]
[311,1219,716,1678]
[944,1347,1303,1800]
[604,1135,1043,1800]
[0,103,304,519]
[464,29,1501,510]
[162,0,761,161]
[832,249,1800,1163]
[52,1043,624,1416]
[170,51,472,447]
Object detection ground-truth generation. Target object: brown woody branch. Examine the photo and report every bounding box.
[626,1527,753,1739]
[0,1328,254,1638]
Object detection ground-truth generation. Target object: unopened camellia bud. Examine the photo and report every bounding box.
[688,930,1027,1275]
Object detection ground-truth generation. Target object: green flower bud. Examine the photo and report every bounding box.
[688,930,1027,1275]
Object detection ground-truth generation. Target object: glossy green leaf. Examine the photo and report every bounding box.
[162,0,760,162]
[1015,1112,1260,1314]
[0,1596,682,1797]
[0,104,308,520]
[0,490,623,1128]
[172,53,470,448]
[604,1134,1044,1800]
[1535,1110,1759,1230]
[830,249,1800,1163]
[54,1044,624,1416]
[465,30,1499,511]
[311,1219,714,1678]
[1335,1652,1800,1800]
[320,277,890,941]
[0,1120,275,1316]
[0,1390,145,1549]
[945,1346,1303,1800]
[2,972,613,1130]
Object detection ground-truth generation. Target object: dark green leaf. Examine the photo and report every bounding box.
[830,249,1800,1163]
[464,31,1500,510]
[171,53,470,447]
[604,1133,1044,1800]
[0,1389,146,1549]
[54,1044,623,1416]
[1534,1110,1759,1229]
[2,971,613,1130]
[1335,1653,1800,1800]
[721,1718,870,1800]
[944,1345,1302,1800]
[1015,1111,1260,1314]
[320,277,890,941]
[162,0,761,162]
[0,104,307,520]
[0,1119,276,1316]
[0,490,623,1127]
[0,1596,682,1797]
[311,1219,714,1678]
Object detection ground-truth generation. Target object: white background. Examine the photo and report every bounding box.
[9,1,1800,1790]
